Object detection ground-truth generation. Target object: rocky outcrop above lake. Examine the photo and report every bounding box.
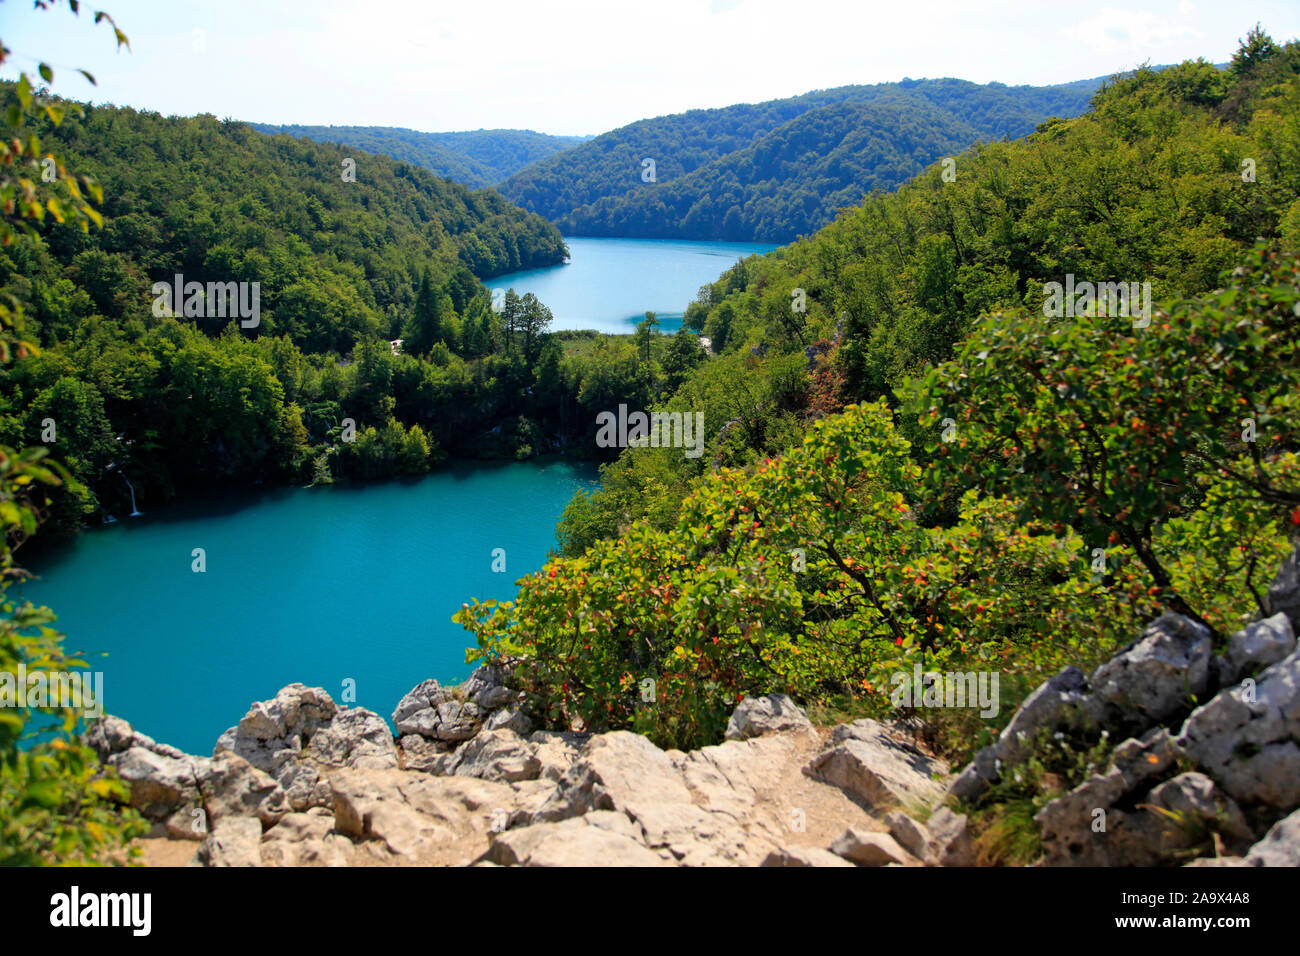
[86,546,1300,867]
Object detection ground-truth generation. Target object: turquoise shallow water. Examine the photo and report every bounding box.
[19,459,597,754]
[491,236,778,334]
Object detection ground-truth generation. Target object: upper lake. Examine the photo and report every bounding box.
[20,460,597,754]
[491,236,778,334]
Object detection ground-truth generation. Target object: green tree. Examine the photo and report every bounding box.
[902,244,1300,634]
[1232,23,1280,77]
[0,0,144,866]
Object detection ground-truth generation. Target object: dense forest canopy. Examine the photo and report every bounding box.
[555,49,1300,558]
[0,95,589,529]
[498,76,1102,242]
[461,39,1300,786]
[250,124,590,189]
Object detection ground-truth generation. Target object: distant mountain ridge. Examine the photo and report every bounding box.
[249,124,590,189]
[498,76,1104,242]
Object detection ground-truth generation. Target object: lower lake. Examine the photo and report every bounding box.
[19,459,598,755]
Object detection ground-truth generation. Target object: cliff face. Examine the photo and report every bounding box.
[88,545,1300,867]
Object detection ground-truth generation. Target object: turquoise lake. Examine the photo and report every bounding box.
[20,460,597,755]
[19,235,780,754]
[492,236,778,334]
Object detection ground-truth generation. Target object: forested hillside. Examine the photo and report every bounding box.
[499,76,1100,241]
[461,36,1300,818]
[0,96,583,530]
[554,51,1300,559]
[251,124,590,189]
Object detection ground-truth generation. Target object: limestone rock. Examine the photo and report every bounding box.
[1090,613,1212,729]
[306,707,398,771]
[680,732,800,819]
[397,734,450,773]
[761,846,854,867]
[1226,613,1295,681]
[885,810,932,861]
[830,828,915,866]
[1034,730,1182,868]
[463,663,516,711]
[1147,772,1253,846]
[197,751,289,826]
[948,667,1098,803]
[724,693,814,741]
[392,679,452,736]
[392,679,481,741]
[259,810,351,867]
[482,812,669,867]
[485,707,534,736]
[1265,542,1300,634]
[329,767,518,859]
[110,746,209,820]
[1176,645,1300,808]
[216,683,336,759]
[994,666,1099,767]
[214,685,399,811]
[1244,808,1300,866]
[529,730,588,783]
[627,799,771,866]
[925,807,974,866]
[533,731,692,822]
[803,719,947,810]
[192,816,262,867]
[434,729,541,783]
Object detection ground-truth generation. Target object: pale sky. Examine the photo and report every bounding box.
[2,0,1297,137]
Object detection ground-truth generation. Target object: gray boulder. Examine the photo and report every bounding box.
[1244,808,1300,866]
[214,685,396,811]
[463,663,516,711]
[949,667,1098,803]
[1147,772,1253,846]
[433,729,541,783]
[533,731,692,822]
[724,693,814,741]
[397,734,450,773]
[306,707,398,770]
[1176,645,1300,808]
[197,751,289,827]
[885,810,932,861]
[762,846,855,867]
[830,828,915,866]
[191,816,263,867]
[392,679,480,741]
[109,746,209,820]
[804,719,947,810]
[481,812,669,867]
[1034,728,1177,866]
[1090,613,1213,728]
[925,807,974,866]
[485,706,534,736]
[1226,613,1296,681]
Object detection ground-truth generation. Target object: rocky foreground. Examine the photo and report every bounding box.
[89,548,1300,867]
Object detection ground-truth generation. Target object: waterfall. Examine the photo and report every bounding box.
[121,471,142,517]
